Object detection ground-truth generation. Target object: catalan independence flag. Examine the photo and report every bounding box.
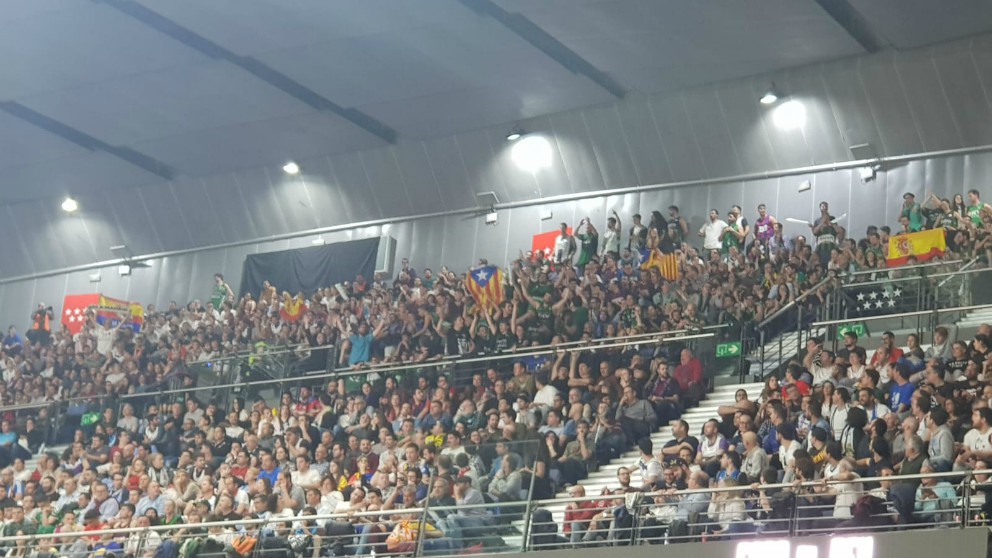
[95,295,144,332]
[465,265,505,309]
[639,249,680,281]
[887,228,946,266]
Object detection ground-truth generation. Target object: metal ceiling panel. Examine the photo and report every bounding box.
[140,184,194,250]
[544,111,600,194]
[0,3,203,99]
[360,148,413,218]
[73,191,126,262]
[784,67,850,165]
[19,61,310,147]
[105,186,161,255]
[42,202,97,268]
[932,46,992,147]
[294,155,352,228]
[455,129,513,211]
[582,105,641,189]
[7,201,64,273]
[683,87,743,179]
[895,49,963,152]
[0,112,90,169]
[648,94,709,181]
[270,171,321,234]
[858,52,925,156]
[494,0,865,94]
[820,58,885,155]
[614,96,674,186]
[715,80,779,174]
[203,172,261,245]
[172,177,229,246]
[389,142,447,216]
[232,167,289,239]
[422,136,476,210]
[849,0,992,49]
[327,152,383,223]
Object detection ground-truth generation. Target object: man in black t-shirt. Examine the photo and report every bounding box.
[835,331,864,369]
[659,420,699,466]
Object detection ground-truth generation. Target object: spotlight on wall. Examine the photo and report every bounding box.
[772,99,806,131]
[282,161,300,175]
[511,135,553,172]
[858,166,878,183]
[505,126,524,142]
[61,197,78,212]
[118,265,131,277]
[759,83,780,105]
[88,272,102,283]
[485,212,498,226]
[312,237,326,246]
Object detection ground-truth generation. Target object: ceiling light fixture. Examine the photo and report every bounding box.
[511,135,553,172]
[282,161,300,175]
[772,99,807,131]
[506,126,525,142]
[61,197,78,212]
[759,83,780,105]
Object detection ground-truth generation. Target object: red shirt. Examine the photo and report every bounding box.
[870,347,903,367]
[673,358,703,392]
[563,500,601,534]
[782,380,811,397]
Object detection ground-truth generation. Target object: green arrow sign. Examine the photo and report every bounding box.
[836,322,867,341]
[716,342,742,358]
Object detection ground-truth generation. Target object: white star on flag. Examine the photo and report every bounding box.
[475,269,489,282]
[857,293,865,301]
[882,291,891,299]
[74,308,82,314]
[888,299,896,307]
[65,309,72,316]
[869,292,878,300]
[875,300,884,309]
[863,302,872,311]
[893,288,902,298]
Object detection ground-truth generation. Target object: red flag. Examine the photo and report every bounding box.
[61,294,101,335]
[531,227,571,260]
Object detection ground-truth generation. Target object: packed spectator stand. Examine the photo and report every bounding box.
[1,190,992,557]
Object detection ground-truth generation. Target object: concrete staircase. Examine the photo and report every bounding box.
[537,382,764,525]
[748,328,825,380]
[955,307,992,328]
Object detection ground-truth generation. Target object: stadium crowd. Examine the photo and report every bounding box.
[0,189,990,555]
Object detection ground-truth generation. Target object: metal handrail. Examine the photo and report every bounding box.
[757,275,833,329]
[843,258,963,278]
[1,467,985,545]
[810,303,992,328]
[933,257,982,285]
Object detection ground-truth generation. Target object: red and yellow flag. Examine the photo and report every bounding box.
[887,228,946,266]
[640,249,680,281]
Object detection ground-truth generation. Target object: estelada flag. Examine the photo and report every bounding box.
[887,228,946,266]
[531,227,571,260]
[61,293,101,335]
[639,249,680,281]
[95,295,144,332]
[465,265,505,309]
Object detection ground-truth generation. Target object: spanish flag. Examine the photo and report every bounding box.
[280,293,305,322]
[640,249,680,281]
[887,228,946,266]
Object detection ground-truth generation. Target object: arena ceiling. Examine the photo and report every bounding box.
[2,0,991,203]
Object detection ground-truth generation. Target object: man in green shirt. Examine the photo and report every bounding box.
[901,193,924,232]
[966,189,992,227]
[721,212,744,256]
[574,218,599,269]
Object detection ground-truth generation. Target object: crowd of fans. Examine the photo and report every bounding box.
[559,323,992,545]
[0,189,989,556]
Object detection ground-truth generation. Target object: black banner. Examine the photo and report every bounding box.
[239,238,380,298]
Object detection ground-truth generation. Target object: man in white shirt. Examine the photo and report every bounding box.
[291,456,321,490]
[553,222,576,266]
[956,407,992,471]
[858,387,890,421]
[698,209,728,252]
[777,423,802,481]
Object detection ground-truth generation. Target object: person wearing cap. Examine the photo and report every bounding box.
[901,193,924,232]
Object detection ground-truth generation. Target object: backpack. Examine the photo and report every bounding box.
[229,535,256,558]
[178,537,202,558]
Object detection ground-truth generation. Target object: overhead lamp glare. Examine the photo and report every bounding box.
[506,126,525,142]
[772,100,807,131]
[282,161,300,175]
[61,197,78,212]
[760,83,780,105]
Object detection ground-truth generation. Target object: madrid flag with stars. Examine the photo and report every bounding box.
[465,265,505,310]
[62,293,144,335]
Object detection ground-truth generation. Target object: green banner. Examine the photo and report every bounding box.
[716,342,742,358]
[837,322,867,340]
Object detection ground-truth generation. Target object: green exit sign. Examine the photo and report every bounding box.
[716,342,742,358]
[837,322,867,341]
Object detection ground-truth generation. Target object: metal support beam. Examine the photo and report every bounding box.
[459,0,626,99]
[813,0,886,53]
[0,101,174,180]
[92,0,398,144]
